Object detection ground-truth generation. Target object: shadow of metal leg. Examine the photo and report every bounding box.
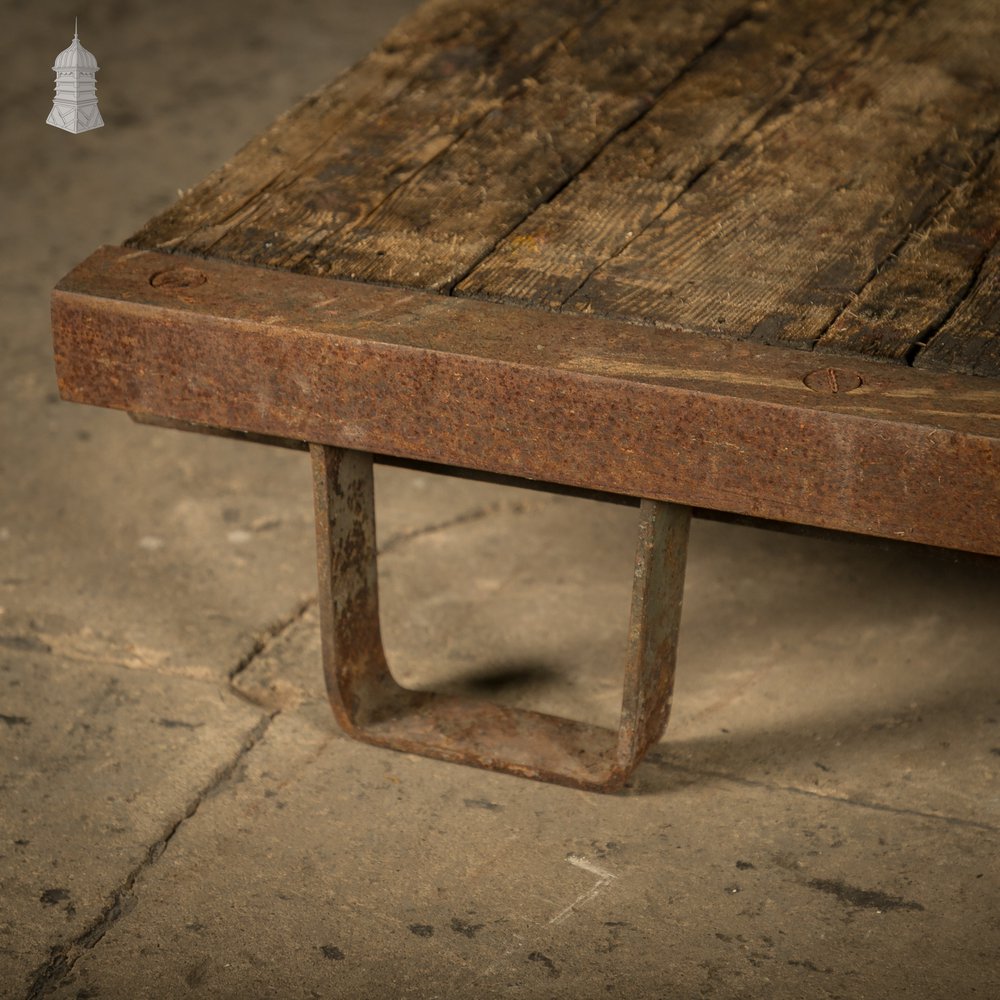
[311,444,691,792]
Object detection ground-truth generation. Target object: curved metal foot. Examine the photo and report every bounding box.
[311,444,690,792]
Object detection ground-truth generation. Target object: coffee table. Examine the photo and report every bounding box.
[52,0,1000,790]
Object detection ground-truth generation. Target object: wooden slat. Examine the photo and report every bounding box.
[915,245,1000,377]
[457,0,898,307]
[562,0,1000,349]
[276,0,755,290]
[121,0,1000,382]
[130,0,759,286]
[53,247,1000,558]
[127,0,606,256]
[816,149,1000,363]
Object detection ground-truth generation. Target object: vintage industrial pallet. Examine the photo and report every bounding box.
[53,0,999,790]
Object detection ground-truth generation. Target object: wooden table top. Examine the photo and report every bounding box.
[128,0,1000,378]
[52,0,999,557]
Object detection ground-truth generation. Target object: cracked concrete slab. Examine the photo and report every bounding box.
[40,705,1000,999]
[0,646,267,997]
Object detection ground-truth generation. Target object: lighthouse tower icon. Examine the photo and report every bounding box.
[46,20,104,134]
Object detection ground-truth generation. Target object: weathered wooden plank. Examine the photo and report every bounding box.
[124,0,1000,380]
[457,0,898,308]
[816,148,1000,363]
[564,0,1000,351]
[915,245,1000,377]
[53,247,1000,557]
[286,0,755,290]
[127,0,605,256]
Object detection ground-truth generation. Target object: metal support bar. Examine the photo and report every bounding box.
[133,412,998,569]
[311,444,691,792]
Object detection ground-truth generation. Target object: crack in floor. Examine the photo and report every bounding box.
[376,494,558,557]
[19,492,554,997]
[22,713,276,1000]
[229,494,555,691]
[644,755,999,833]
[228,596,314,683]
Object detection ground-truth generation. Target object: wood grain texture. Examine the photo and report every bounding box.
[127,0,608,256]
[275,0,755,289]
[916,244,1000,376]
[124,0,1000,381]
[129,0,757,285]
[457,0,899,307]
[816,148,1000,365]
[564,0,1000,349]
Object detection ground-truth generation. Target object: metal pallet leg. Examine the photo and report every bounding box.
[311,444,691,792]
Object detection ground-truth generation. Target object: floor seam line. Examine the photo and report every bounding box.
[646,756,998,832]
[228,596,314,683]
[22,712,278,1000]
[376,496,557,557]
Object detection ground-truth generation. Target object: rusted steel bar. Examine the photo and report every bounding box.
[312,444,691,791]
[132,413,999,568]
[54,246,1000,557]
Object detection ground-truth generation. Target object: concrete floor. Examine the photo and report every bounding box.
[2,2,999,997]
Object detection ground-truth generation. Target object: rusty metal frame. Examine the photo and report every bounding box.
[49,247,999,787]
[312,444,691,792]
[53,248,1000,559]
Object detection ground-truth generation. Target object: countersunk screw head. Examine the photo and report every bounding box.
[149,267,207,289]
[803,368,863,394]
